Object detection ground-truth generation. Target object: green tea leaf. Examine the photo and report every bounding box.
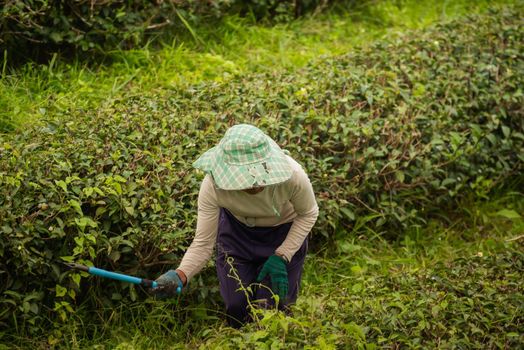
[494,209,521,219]
[69,200,83,216]
[340,207,355,221]
[55,180,67,192]
[55,285,67,297]
[125,206,135,216]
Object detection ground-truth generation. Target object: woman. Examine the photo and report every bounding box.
[154,124,318,327]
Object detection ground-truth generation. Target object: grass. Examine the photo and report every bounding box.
[0,0,518,132]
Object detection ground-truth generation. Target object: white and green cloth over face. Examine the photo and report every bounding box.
[193,124,293,190]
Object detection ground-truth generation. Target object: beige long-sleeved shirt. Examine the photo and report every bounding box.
[177,156,319,281]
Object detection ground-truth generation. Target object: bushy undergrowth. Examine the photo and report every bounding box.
[0,0,337,62]
[0,7,523,335]
[5,192,522,349]
[201,239,524,349]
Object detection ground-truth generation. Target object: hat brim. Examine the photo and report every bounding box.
[193,137,292,190]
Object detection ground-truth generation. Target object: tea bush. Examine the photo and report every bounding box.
[0,7,523,333]
[201,247,524,348]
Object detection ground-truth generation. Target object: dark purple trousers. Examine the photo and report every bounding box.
[216,208,308,328]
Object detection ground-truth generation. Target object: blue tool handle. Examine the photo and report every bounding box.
[89,267,158,288]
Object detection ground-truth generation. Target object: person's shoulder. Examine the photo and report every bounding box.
[285,155,305,172]
[198,174,219,204]
[283,155,310,185]
[200,174,217,193]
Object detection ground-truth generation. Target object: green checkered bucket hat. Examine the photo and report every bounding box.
[193,124,292,190]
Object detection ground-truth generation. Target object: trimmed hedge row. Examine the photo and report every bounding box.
[0,7,523,332]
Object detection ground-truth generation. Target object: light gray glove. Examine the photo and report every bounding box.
[150,270,183,298]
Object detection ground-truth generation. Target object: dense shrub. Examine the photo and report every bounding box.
[0,8,523,333]
[0,0,224,61]
[0,0,338,62]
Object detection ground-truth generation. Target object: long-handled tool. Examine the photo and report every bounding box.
[64,262,159,288]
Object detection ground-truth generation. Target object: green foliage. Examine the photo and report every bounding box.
[0,0,223,59]
[4,191,522,348]
[242,0,331,22]
[0,0,514,133]
[0,5,523,338]
[0,0,337,62]
[203,244,524,349]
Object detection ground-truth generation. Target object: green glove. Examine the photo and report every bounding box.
[257,255,288,302]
